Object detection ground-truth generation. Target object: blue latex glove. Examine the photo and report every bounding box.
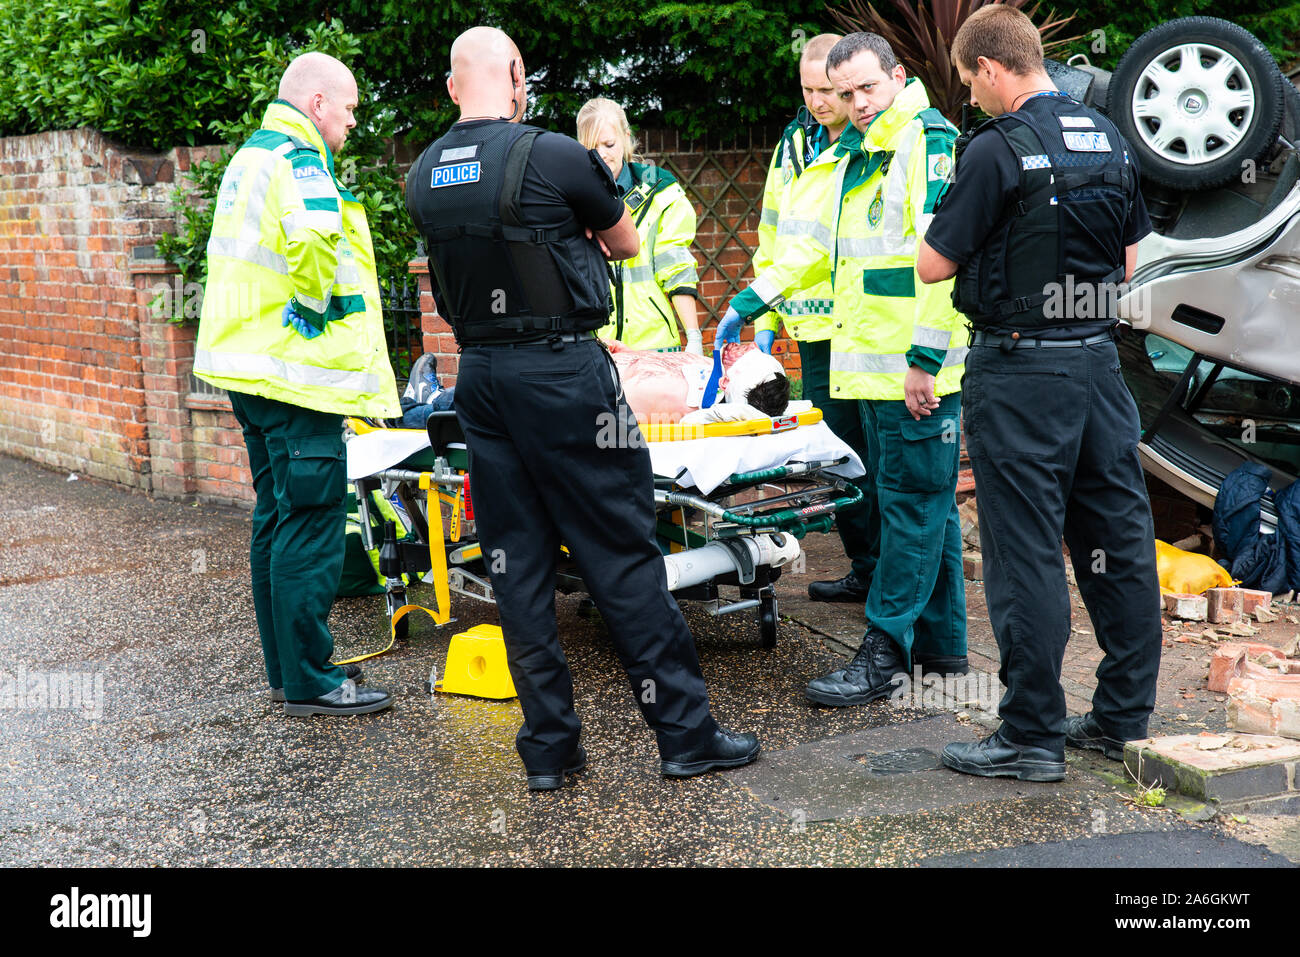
[715,306,743,345]
[755,330,775,354]
[282,300,323,340]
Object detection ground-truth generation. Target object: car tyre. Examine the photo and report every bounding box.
[1109,17,1283,191]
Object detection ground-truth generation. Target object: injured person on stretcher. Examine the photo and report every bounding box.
[605,340,790,424]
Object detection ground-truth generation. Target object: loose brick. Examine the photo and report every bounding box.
[1207,587,1245,624]
[1163,592,1208,621]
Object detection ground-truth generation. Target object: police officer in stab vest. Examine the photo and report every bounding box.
[405,26,759,791]
[918,5,1162,781]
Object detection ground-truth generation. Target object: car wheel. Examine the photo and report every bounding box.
[1109,17,1283,190]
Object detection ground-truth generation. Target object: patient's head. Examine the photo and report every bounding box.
[745,374,791,417]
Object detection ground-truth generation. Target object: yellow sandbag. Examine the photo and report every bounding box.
[1154,539,1233,595]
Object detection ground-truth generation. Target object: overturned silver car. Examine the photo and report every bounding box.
[1051,16,1300,525]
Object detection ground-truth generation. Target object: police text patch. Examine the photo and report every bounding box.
[1062,131,1111,152]
[431,161,481,188]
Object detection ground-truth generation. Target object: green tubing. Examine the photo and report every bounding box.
[717,482,864,530]
[725,465,793,484]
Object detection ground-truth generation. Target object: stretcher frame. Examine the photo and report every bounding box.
[347,410,863,648]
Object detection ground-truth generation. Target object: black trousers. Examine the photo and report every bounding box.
[454,337,717,772]
[962,337,1162,750]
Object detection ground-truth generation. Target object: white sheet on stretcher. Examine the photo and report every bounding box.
[345,421,866,495]
[648,421,865,495]
[346,429,434,481]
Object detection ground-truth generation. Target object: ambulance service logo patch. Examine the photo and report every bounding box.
[928,154,951,182]
[867,186,884,230]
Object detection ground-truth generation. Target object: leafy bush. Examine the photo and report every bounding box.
[1054,1,1300,71]
[155,18,417,303]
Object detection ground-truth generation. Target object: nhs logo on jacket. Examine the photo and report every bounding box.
[431,161,481,188]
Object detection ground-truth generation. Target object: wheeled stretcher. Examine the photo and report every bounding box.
[344,407,866,647]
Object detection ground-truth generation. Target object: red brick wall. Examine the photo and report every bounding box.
[0,128,251,504]
[0,124,782,503]
[411,126,799,386]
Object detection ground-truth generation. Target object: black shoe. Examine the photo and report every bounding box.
[283,679,392,716]
[272,663,362,703]
[805,628,906,707]
[808,572,868,603]
[527,746,588,791]
[1065,712,1127,761]
[661,728,760,777]
[912,654,969,676]
[941,727,1065,782]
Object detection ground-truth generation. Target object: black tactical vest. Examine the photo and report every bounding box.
[406,121,612,344]
[951,93,1135,330]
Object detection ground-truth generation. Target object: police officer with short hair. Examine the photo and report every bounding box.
[405,26,759,791]
[918,5,1162,781]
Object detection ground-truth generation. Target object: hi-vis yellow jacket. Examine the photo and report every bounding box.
[753,109,834,343]
[598,162,700,351]
[195,100,400,417]
[732,80,965,401]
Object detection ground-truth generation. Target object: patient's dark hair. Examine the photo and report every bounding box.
[746,374,791,417]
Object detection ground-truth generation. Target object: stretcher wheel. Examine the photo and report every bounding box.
[759,592,778,649]
[386,589,409,640]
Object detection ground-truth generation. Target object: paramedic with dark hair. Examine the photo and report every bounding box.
[405,26,759,791]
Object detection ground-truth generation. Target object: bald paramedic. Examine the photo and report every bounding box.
[195,52,400,716]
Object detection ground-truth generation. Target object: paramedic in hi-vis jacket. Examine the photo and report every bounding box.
[753,31,882,608]
[721,32,969,708]
[404,26,759,791]
[194,52,401,717]
[577,98,704,354]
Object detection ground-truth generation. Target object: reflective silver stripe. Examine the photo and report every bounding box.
[623,263,656,284]
[282,209,343,236]
[837,235,915,258]
[776,217,832,249]
[195,348,380,394]
[750,274,783,306]
[911,325,952,349]
[760,207,779,227]
[917,212,935,236]
[295,290,330,314]
[654,247,697,273]
[830,347,967,375]
[880,124,918,245]
[295,175,341,202]
[207,236,289,274]
[335,262,361,286]
[241,141,295,242]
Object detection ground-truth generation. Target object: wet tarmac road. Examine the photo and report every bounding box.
[1,454,1293,867]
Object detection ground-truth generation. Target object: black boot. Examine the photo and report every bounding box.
[912,653,969,677]
[808,572,868,603]
[805,628,907,706]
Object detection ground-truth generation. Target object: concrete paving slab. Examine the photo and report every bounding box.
[732,715,1039,822]
[1126,734,1300,805]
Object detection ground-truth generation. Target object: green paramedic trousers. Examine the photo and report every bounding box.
[228,391,350,701]
[858,392,967,661]
[797,338,879,584]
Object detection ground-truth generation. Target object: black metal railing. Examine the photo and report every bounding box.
[381,274,424,382]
